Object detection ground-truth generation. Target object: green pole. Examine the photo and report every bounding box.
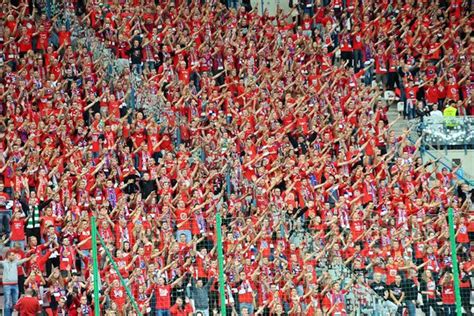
[98,232,143,315]
[448,208,462,316]
[216,213,227,316]
[91,217,100,316]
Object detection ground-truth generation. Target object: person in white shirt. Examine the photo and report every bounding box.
[430,104,443,119]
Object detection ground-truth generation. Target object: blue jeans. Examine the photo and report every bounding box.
[373,299,398,316]
[405,99,416,120]
[10,240,25,250]
[444,304,456,316]
[195,309,209,316]
[4,284,19,316]
[132,63,143,75]
[239,303,254,315]
[227,0,239,9]
[405,300,416,316]
[353,49,362,72]
[191,72,200,92]
[155,310,170,316]
[0,210,11,235]
[364,63,374,86]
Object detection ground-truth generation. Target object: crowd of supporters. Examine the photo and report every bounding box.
[0,0,473,315]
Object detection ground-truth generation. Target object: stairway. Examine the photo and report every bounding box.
[384,91,412,137]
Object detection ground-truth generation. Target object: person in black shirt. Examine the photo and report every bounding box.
[128,39,143,74]
[170,273,189,306]
[390,274,405,315]
[403,269,418,316]
[420,270,444,316]
[370,272,398,315]
[139,173,157,199]
[457,183,473,218]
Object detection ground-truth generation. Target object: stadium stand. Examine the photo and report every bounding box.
[0,0,472,315]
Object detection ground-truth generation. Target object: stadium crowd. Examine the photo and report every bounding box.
[0,0,473,315]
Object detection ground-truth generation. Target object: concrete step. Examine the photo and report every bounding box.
[387,105,410,137]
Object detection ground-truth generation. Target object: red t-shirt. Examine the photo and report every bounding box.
[175,208,191,231]
[170,303,193,316]
[110,285,127,308]
[15,296,41,315]
[78,229,92,250]
[10,218,26,241]
[150,284,172,309]
[456,224,469,243]
[441,284,455,304]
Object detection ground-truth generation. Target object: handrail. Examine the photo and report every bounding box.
[411,116,474,149]
[406,135,473,184]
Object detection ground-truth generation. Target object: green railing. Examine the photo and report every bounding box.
[91,217,142,315]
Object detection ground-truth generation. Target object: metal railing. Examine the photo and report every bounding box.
[412,116,474,150]
[406,116,474,185]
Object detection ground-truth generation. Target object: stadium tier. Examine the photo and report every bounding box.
[0,0,473,316]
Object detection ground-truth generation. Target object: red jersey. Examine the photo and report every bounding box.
[149,284,172,309]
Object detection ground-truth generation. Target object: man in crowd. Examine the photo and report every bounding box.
[14,288,42,316]
[1,251,32,316]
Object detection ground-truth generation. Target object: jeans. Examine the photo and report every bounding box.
[444,304,456,316]
[10,240,25,250]
[4,284,19,316]
[396,305,404,316]
[304,6,314,16]
[364,62,374,86]
[227,0,239,9]
[175,230,192,243]
[405,300,416,316]
[131,63,143,75]
[155,310,170,316]
[239,302,254,315]
[353,49,363,72]
[191,72,201,92]
[405,99,416,119]
[0,210,11,235]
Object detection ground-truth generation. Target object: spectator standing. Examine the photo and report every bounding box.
[402,269,418,316]
[440,272,456,316]
[389,274,405,316]
[128,39,143,75]
[235,271,256,315]
[1,251,32,316]
[0,182,12,235]
[420,270,444,316]
[370,272,397,315]
[169,297,193,316]
[443,101,458,127]
[14,288,41,316]
[148,275,186,316]
[459,260,473,316]
[190,276,215,316]
[430,104,444,119]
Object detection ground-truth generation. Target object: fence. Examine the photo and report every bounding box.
[406,116,474,185]
[87,205,473,315]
